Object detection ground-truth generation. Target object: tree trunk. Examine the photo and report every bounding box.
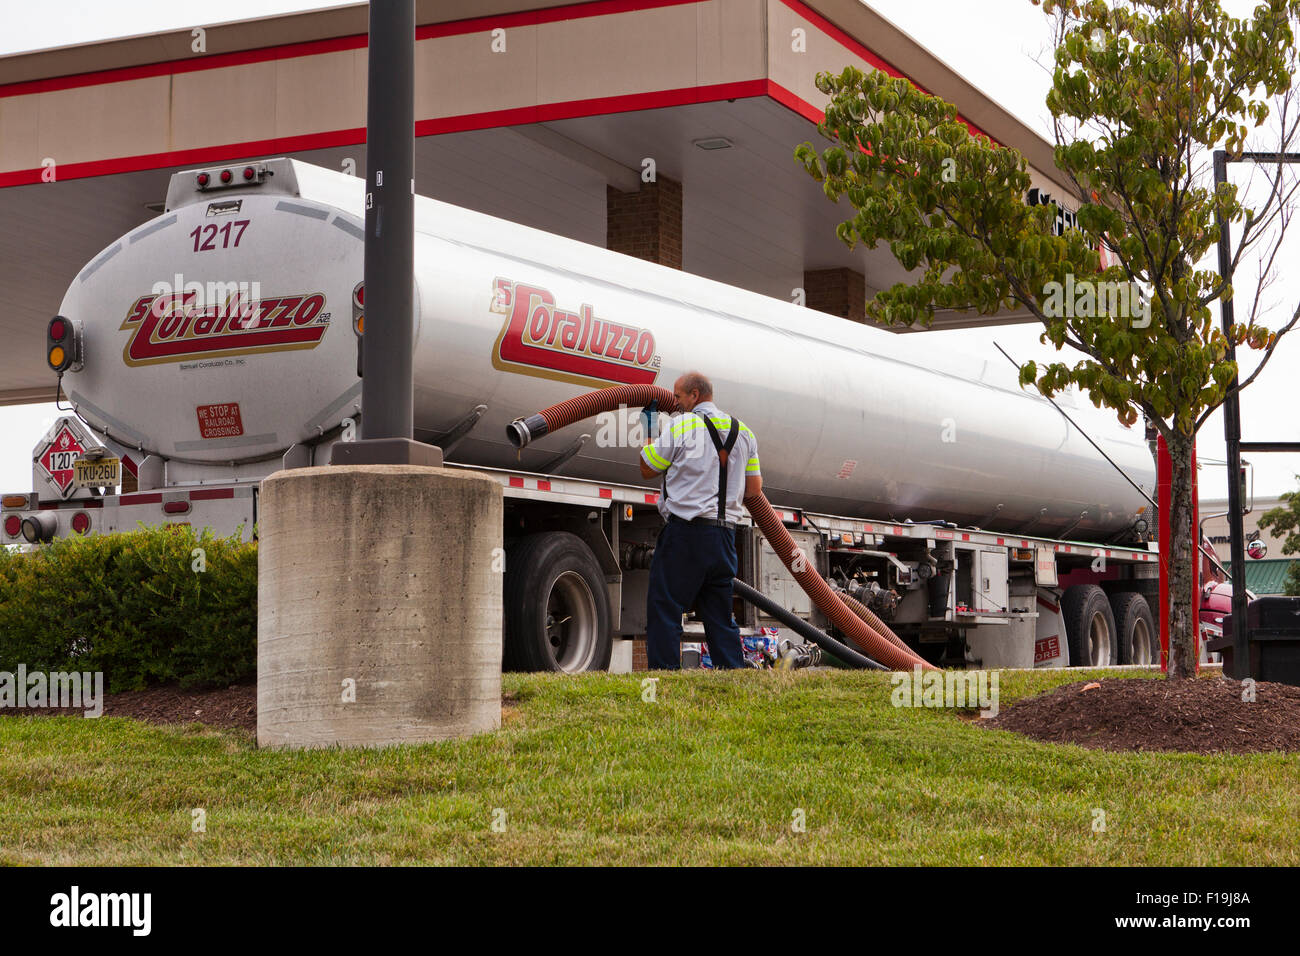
[1166,428,1197,679]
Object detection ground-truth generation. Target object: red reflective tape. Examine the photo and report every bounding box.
[961,533,970,541]
[416,0,700,41]
[120,493,163,505]
[0,79,763,190]
[0,0,702,99]
[508,477,524,488]
[774,0,996,143]
[997,537,1005,545]
[0,129,366,188]
[189,488,234,501]
[537,480,551,491]
[122,454,138,478]
[0,35,367,98]
[413,80,765,138]
[599,488,612,498]
[1037,596,1060,612]
[645,493,658,504]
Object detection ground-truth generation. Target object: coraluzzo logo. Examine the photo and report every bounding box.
[490,277,661,388]
[119,273,329,366]
[0,666,103,717]
[49,886,151,936]
[891,664,999,718]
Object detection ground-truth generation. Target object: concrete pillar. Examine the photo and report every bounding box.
[803,267,866,322]
[257,464,503,749]
[606,176,682,269]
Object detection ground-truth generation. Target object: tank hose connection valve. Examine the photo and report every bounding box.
[507,414,549,449]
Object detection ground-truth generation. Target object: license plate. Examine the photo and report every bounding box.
[74,457,121,488]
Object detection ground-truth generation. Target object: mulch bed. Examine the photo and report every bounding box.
[1,682,257,733]
[984,677,1300,754]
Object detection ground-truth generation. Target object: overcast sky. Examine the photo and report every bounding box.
[1,0,1296,504]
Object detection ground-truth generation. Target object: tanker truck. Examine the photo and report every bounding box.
[4,158,1200,672]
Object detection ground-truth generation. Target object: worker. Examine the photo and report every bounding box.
[639,371,762,669]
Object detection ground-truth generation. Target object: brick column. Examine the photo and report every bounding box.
[607,176,682,269]
[803,267,866,322]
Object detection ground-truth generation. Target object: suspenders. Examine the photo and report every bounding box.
[698,413,739,521]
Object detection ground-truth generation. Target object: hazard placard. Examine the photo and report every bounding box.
[36,424,86,498]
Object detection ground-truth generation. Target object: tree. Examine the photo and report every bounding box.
[795,0,1300,677]
[1258,480,1300,595]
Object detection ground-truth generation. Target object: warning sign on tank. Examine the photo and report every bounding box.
[196,403,244,439]
[36,424,86,497]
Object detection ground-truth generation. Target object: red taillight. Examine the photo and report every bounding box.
[243,166,256,181]
[49,317,67,340]
[355,284,364,307]
[197,172,210,187]
[163,501,191,515]
[3,515,20,538]
[71,511,90,535]
[220,169,233,184]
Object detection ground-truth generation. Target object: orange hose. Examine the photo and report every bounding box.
[512,385,937,671]
[744,493,934,671]
[538,385,678,432]
[835,587,915,658]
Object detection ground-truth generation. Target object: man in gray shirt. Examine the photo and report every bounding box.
[639,371,762,669]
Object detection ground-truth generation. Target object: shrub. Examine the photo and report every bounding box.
[0,526,256,692]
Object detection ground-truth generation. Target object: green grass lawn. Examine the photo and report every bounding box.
[1,667,1296,865]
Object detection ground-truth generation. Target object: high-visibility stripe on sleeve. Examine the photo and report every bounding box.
[745,456,761,474]
[642,444,670,471]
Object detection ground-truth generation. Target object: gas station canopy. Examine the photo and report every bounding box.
[0,0,1073,406]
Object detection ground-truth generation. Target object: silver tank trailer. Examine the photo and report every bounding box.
[57,159,1153,541]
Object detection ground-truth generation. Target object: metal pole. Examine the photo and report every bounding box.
[1213,149,1250,672]
[331,0,441,467]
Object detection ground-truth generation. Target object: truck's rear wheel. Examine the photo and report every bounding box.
[1062,585,1118,667]
[503,532,612,673]
[1110,592,1158,665]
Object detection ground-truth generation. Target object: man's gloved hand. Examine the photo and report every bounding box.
[639,399,659,442]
